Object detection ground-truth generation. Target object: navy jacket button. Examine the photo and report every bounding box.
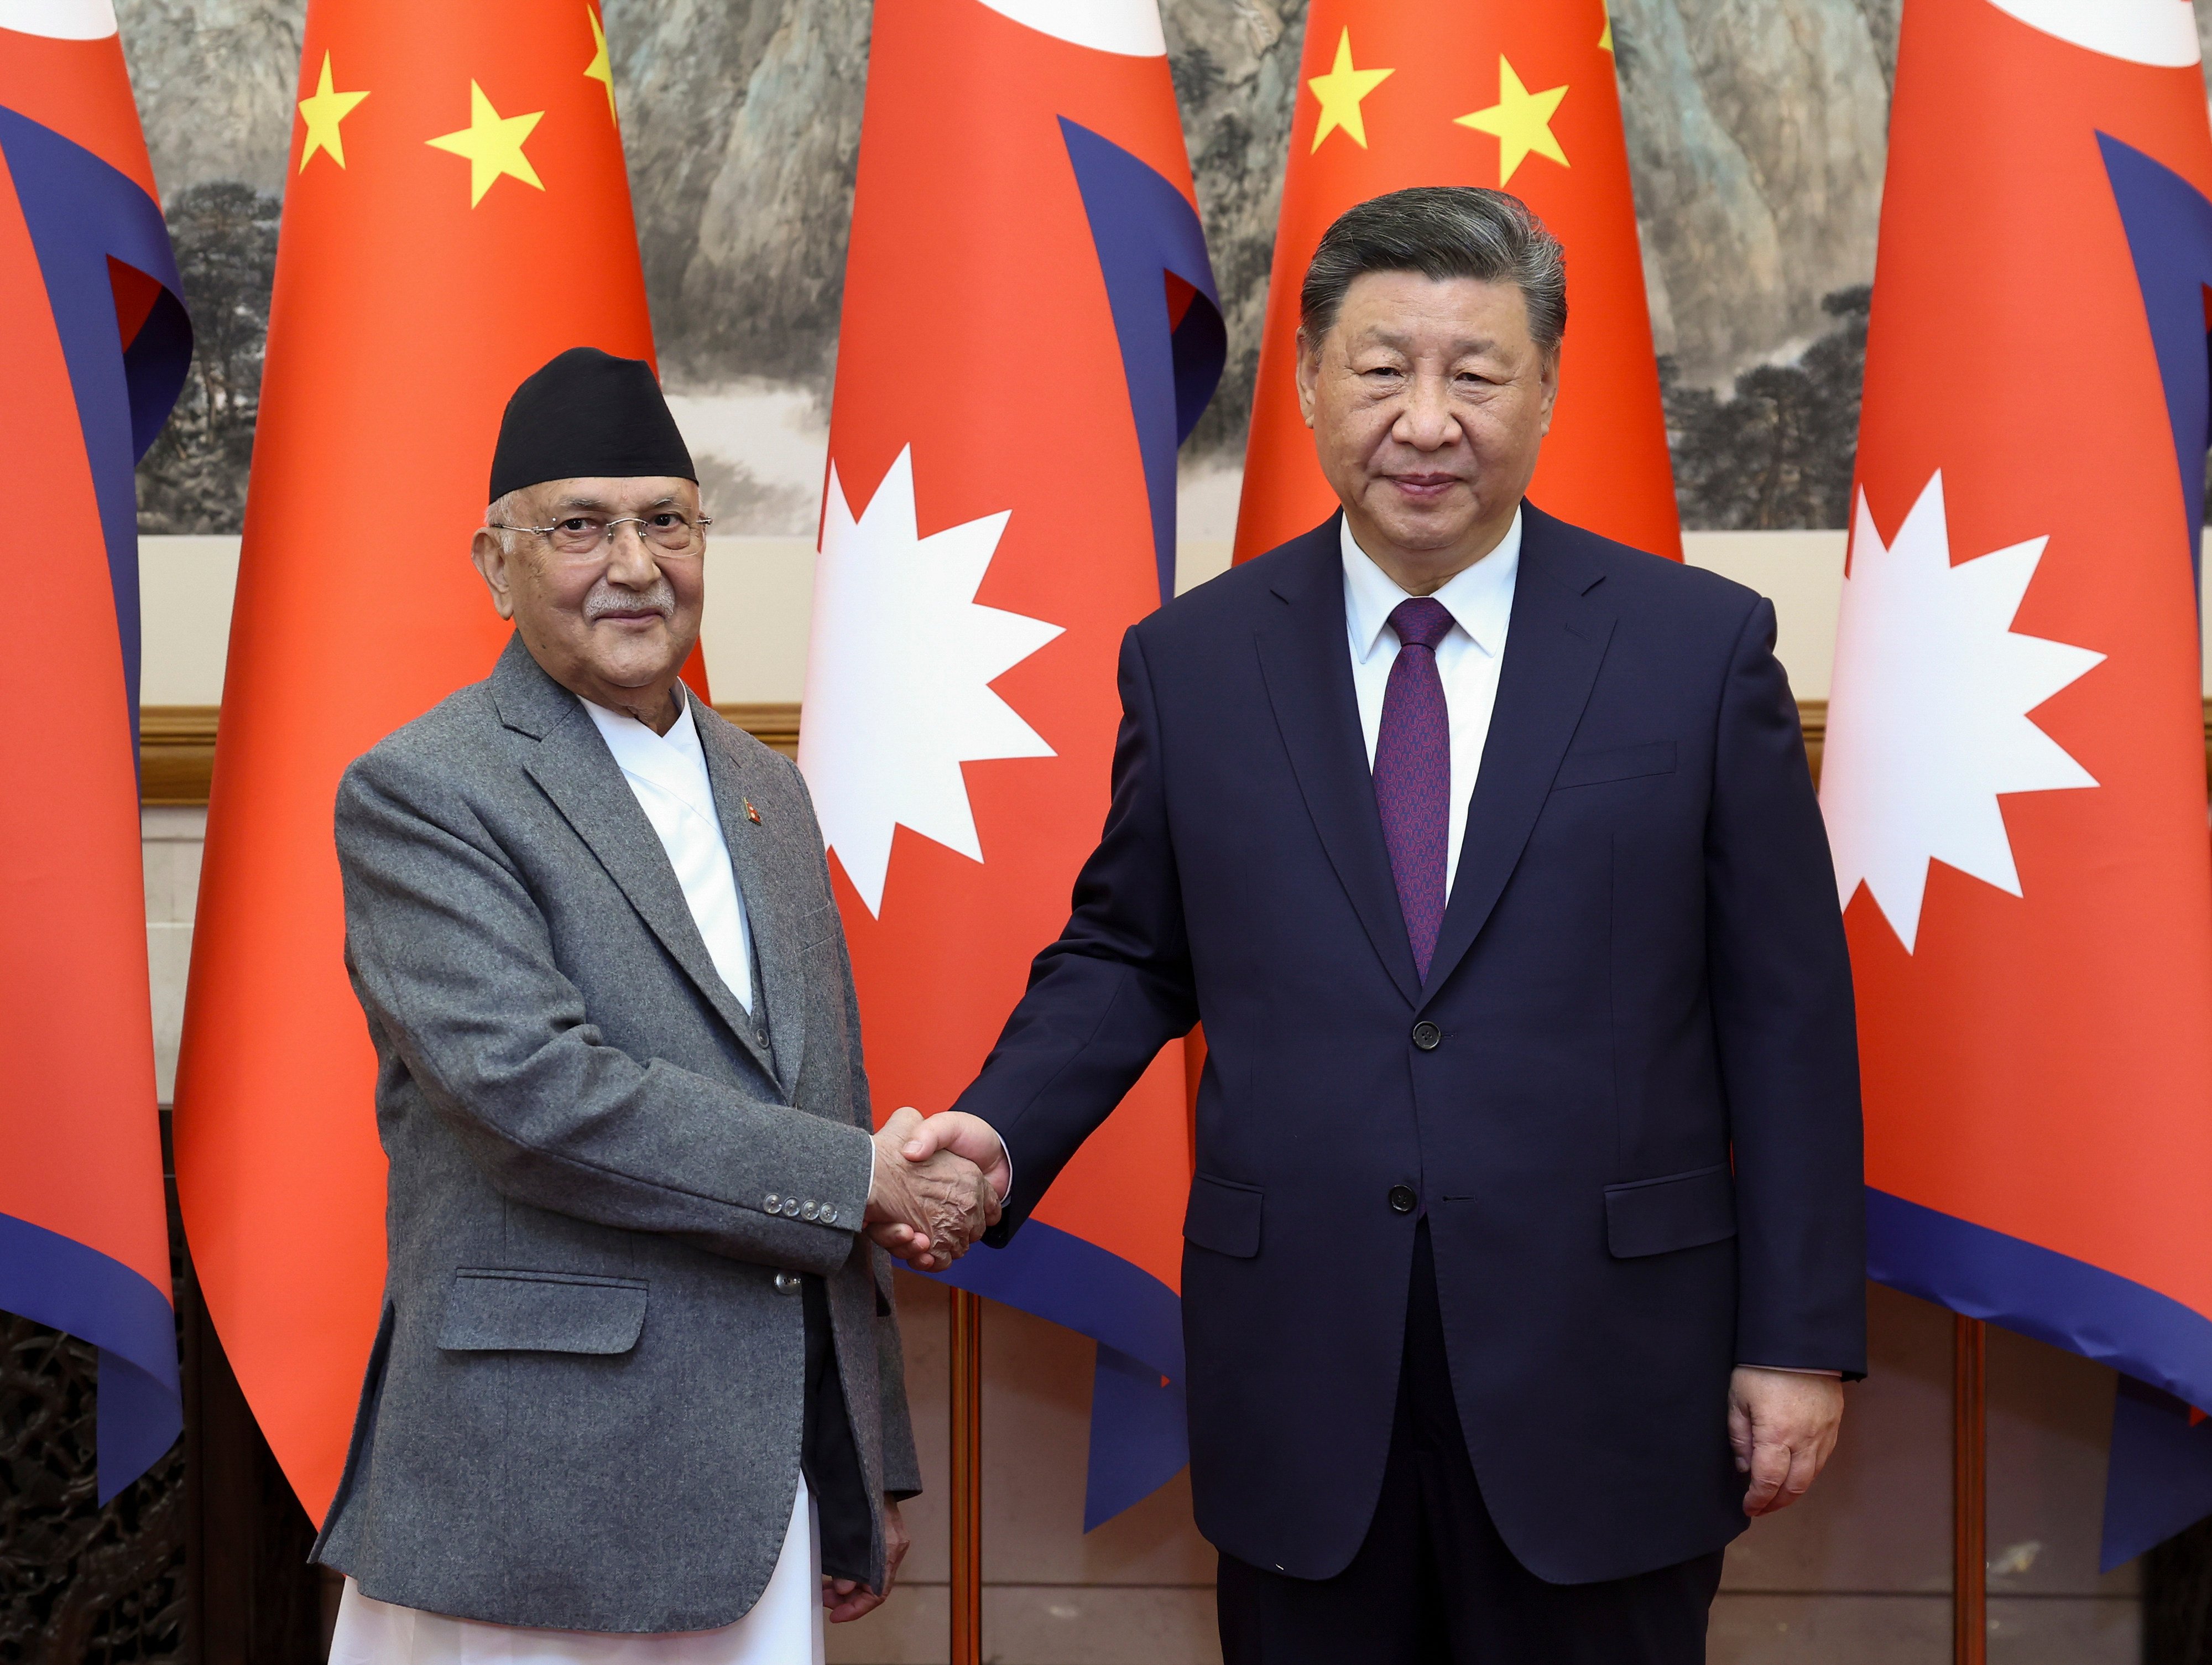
[1411,1021,1442,1050]
[1388,1185,1417,1215]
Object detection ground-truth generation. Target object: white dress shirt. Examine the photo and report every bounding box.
[584,696,754,1011]
[325,693,827,1665]
[1342,510,1521,897]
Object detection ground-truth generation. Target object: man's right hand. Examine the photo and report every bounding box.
[889,1110,1011,1204]
[865,1107,999,1271]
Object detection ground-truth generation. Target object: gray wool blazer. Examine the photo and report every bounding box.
[310,636,921,1633]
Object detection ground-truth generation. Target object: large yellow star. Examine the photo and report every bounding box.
[1307,29,1394,153]
[1454,56,1569,186]
[585,6,617,126]
[426,81,545,207]
[296,51,368,173]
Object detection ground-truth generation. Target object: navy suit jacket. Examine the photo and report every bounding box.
[952,505,1866,1584]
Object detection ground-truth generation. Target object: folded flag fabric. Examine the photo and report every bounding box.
[802,0,1222,1529]
[0,0,192,1503]
[1819,0,2212,1569]
[172,0,672,1521]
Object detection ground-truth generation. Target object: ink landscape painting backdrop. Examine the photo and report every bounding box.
[121,0,2112,541]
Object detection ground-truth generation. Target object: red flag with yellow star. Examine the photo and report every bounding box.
[1232,0,1678,562]
[173,0,681,1518]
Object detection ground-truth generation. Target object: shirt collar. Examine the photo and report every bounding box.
[1341,507,1522,664]
[582,691,718,825]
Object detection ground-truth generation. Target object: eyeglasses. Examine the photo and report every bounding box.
[491,511,713,558]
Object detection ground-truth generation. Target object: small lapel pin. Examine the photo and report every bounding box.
[744,799,761,825]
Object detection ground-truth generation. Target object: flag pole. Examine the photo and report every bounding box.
[950,1289,984,1665]
[1953,1314,1987,1665]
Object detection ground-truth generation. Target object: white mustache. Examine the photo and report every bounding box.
[583,577,676,622]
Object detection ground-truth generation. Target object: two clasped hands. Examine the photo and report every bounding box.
[860,1108,1010,1271]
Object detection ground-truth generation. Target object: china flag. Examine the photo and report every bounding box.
[1233,0,1676,563]
[802,0,1222,1527]
[1819,0,2212,1566]
[173,0,681,1519]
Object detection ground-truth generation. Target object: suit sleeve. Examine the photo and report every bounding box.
[957,625,1200,1243]
[335,743,875,1278]
[1704,596,1867,1377]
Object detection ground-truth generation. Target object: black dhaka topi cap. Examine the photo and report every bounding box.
[488,346,696,501]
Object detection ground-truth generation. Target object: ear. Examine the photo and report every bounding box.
[471,525,518,621]
[1536,348,1561,439]
[1294,327,1321,430]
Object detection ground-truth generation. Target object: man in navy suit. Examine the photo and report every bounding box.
[890,186,1865,1662]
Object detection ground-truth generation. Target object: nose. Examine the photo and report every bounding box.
[1392,368,1462,453]
[602,521,661,586]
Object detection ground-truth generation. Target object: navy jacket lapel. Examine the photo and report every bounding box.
[492,641,780,1082]
[694,695,807,1099]
[1419,506,1615,1008]
[1254,516,1423,1007]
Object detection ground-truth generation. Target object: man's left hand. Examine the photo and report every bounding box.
[824,1497,909,1623]
[1729,1366,1844,1517]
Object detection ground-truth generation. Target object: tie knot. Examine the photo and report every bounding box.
[1389,597,1455,655]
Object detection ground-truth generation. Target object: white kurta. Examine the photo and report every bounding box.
[327,694,823,1663]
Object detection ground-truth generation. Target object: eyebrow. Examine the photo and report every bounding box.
[1353,330,1506,363]
[547,492,684,512]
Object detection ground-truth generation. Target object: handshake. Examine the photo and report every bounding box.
[862,1107,1012,1272]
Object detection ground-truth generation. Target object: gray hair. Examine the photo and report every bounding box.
[1298,186,1567,356]
[486,488,534,558]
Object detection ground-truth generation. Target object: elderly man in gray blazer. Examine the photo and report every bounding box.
[314,348,996,1662]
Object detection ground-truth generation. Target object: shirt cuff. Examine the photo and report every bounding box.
[1738,1364,1844,1377]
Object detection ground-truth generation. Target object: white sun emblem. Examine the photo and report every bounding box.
[798,446,1065,917]
[1820,472,2105,953]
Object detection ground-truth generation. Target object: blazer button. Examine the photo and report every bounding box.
[1388,1185,1418,1215]
[764,1193,781,1213]
[1411,1021,1442,1051]
[801,1201,820,1221]
[774,1271,802,1294]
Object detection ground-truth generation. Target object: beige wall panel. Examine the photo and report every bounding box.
[143,806,206,1104]
[139,538,239,707]
[1712,1591,1948,1663]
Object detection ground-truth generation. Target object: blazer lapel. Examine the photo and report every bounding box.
[495,642,779,1080]
[1254,517,1423,1007]
[1418,509,1615,1008]
[695,696,807,1100]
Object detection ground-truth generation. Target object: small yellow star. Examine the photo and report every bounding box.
[296,51,369,173]
[426,81,545,207]
[1454,56,1570,186]
[1306,29,1394,153]
[584,5,617,126]
[1600,13,1614,50]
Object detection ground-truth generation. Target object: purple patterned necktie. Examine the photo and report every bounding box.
[1373,597,1455,981]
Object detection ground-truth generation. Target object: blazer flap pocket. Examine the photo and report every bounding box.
[1183,1174,1263,1259]
[1554,741,1676,790]
[1604,1164,1735,1258]
[437,1269,649,1354]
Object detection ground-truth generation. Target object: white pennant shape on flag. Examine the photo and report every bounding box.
[799,446,1065,917]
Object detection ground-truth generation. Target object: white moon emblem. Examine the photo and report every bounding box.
[1981,0,2200,67]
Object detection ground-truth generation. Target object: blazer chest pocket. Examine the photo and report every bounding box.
[437,1268,649,1355]
[1603,1164,1735,1258]
[1183,1174,1263,1259]
[1553,741,1676,790]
